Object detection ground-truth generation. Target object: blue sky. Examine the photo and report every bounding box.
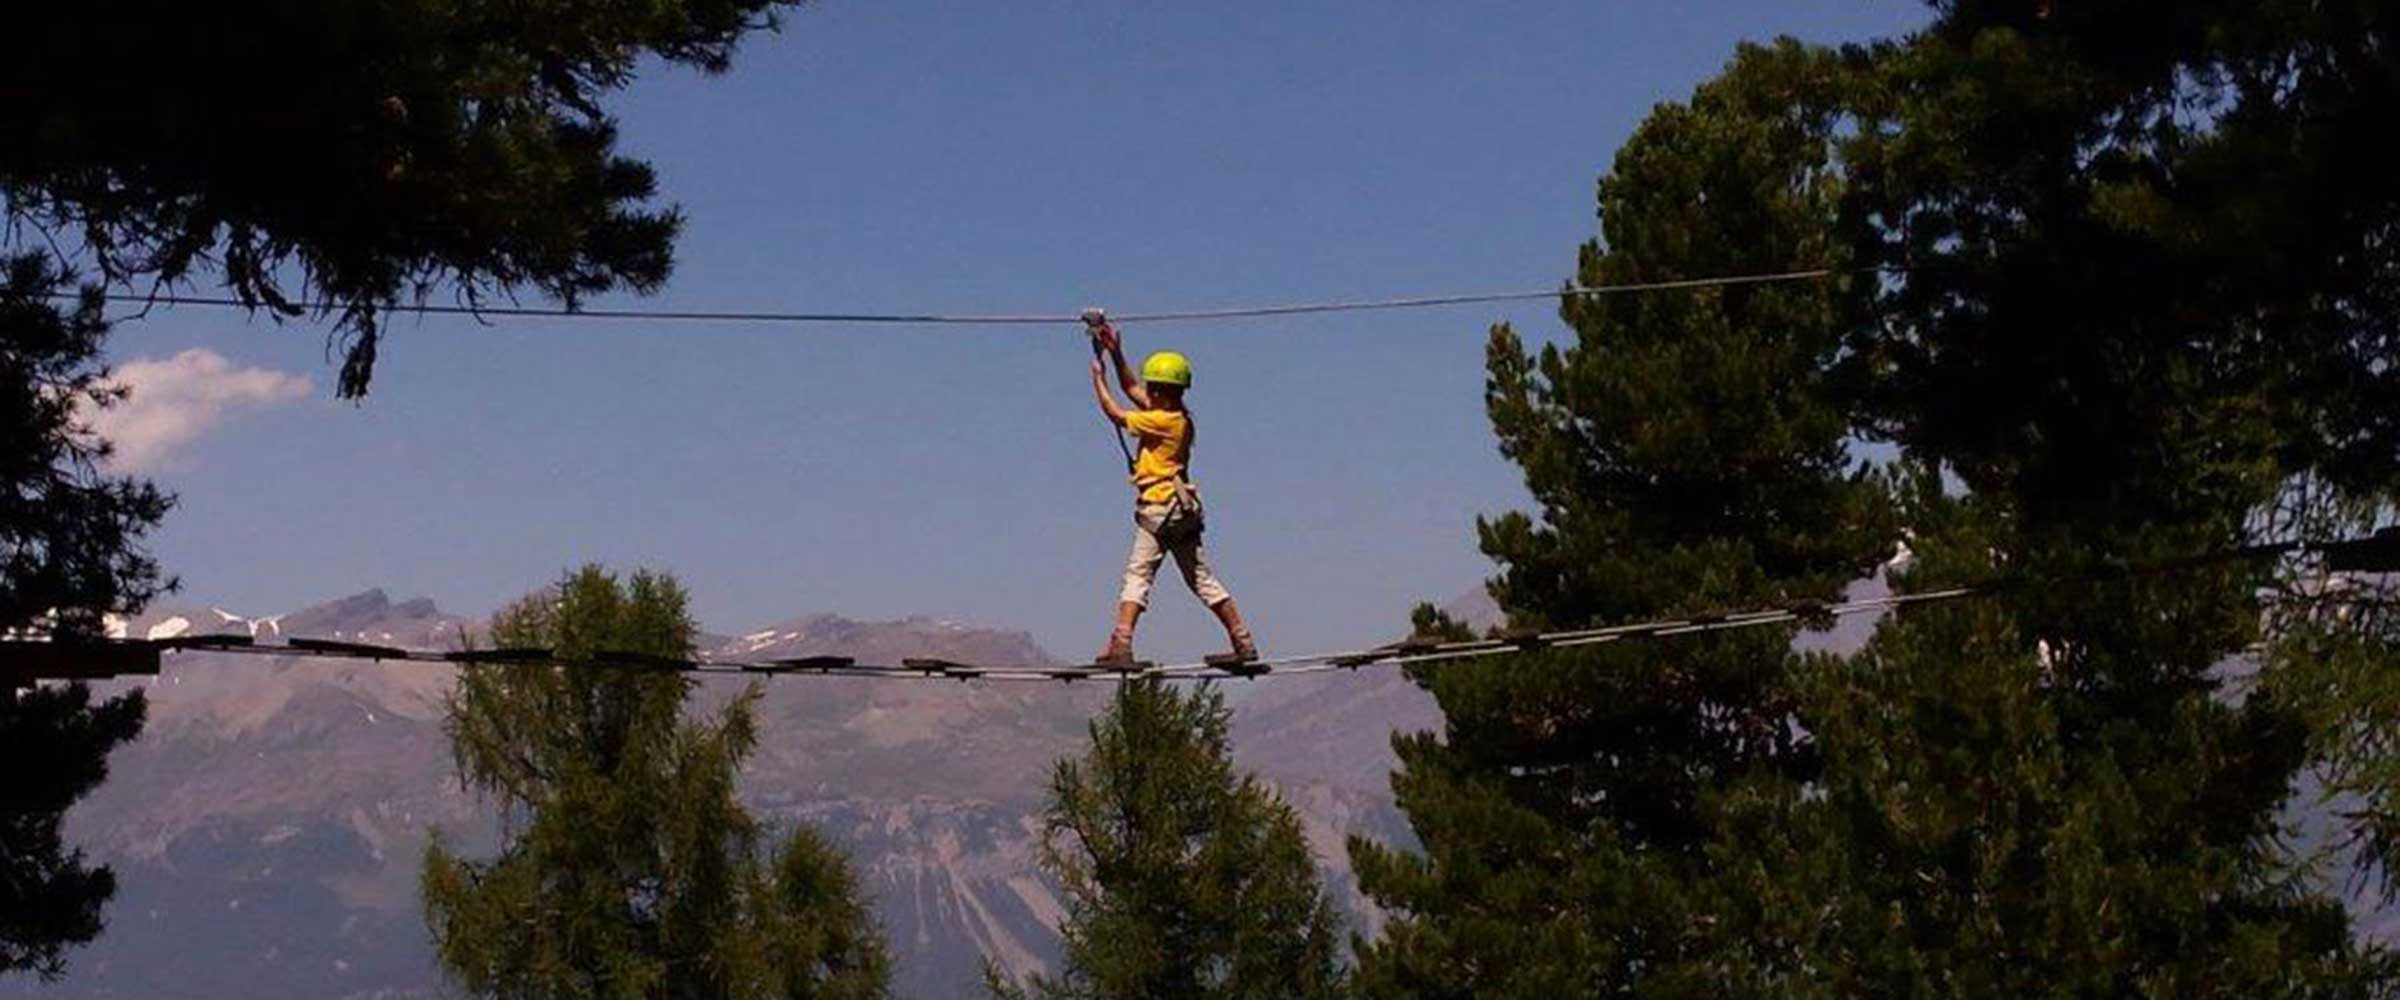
[97,1,1929,660]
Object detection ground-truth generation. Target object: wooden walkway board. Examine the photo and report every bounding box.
[1,641,162,689]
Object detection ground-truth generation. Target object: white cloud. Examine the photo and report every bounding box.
[84,349,314,472]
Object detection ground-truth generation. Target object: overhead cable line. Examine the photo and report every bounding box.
[67,267,1857,328]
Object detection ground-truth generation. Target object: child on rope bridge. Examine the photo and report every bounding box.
[1085,317,1258,667]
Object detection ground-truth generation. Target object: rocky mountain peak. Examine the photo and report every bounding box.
[713,612,1053,668]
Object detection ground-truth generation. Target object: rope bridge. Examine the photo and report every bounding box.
[3,585,1974,689]
[10,525,2394,689]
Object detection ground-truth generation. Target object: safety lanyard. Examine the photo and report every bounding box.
[1089,335,1139,476]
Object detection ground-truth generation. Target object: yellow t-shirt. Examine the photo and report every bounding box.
[1122,408,1192,504]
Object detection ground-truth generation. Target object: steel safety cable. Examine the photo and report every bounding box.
[66,267,1860,328]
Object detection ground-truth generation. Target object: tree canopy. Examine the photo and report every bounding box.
[1350,40,1896,998]
[5,1,799,965]
[423,566,892,999]
[1851,0,2400,922]
[994,679,1345,1000]
[1,254,165,982]
[0,682,144,980]
[2,0,800,397]
[1353,2,2400,992]
[0,256,172,637]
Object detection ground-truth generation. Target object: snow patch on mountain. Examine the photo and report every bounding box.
[210,608,285,637]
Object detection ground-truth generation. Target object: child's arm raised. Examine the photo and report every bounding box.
[1091,358,1129,426]
[1095,321,1152,409]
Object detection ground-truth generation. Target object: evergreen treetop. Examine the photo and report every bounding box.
[1,254,165,982]
[996,679,1345,1000]
[1355,7,2400,992]
[424,565,892,1000]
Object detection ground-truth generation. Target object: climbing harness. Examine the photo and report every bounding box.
[1150,478,1205,544]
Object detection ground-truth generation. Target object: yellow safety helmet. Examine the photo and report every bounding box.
[1141,351,1193,388]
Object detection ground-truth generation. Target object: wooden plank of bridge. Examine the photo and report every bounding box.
[1,640,162,689]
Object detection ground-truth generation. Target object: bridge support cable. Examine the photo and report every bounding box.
[11,529,2394,688]
[0,585,2005,686]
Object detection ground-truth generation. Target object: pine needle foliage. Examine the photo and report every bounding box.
[1354,15,2400,996]
[423,565,891,1000]
[1841,6,2400,947]
[991,679,1344,1000]
[1349,40,1893,999]
[1707,484,2380,998]
[2,0,801,397]
[2,251,165,981]
[1,254,172,638]
[0,683,143,980]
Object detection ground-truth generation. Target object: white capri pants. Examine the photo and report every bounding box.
[1119,503,1232,608]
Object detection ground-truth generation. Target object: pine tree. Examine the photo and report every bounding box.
[0,254,173,639]
[422,566,892,1000]
[3,0,800,396]
[1729,5,2399,991]
[992,679,1344,1000]
[5,0,795,962]
[1,253,167,980]
[1701,480,2378,997]
[1348,40,1891,998]
[0,683,143,980]
[1353,19,2397,995]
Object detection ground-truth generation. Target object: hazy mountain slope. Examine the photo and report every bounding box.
[16,579,2392,999]
[1230,587,1490,794]
[7,590,1409,1000]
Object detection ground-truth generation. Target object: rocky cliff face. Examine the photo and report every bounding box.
[9,590,1429,1000]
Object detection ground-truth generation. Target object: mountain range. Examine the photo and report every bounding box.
[6,589,1436,1000]
[19,582,2389,999]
